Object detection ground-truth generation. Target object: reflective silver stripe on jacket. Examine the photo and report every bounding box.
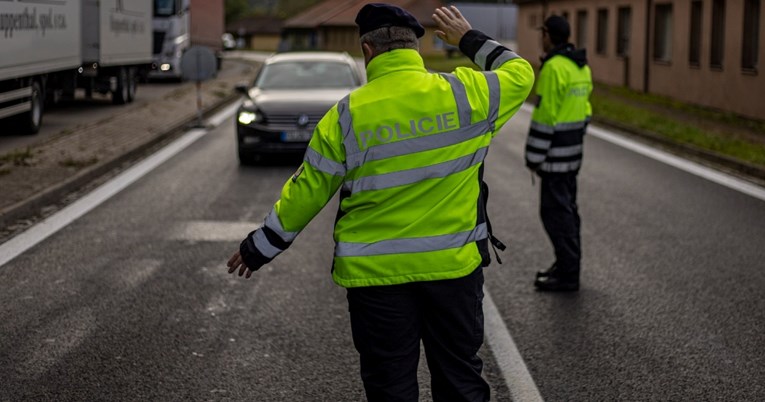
[265,208,298,242]
[490,50,521,70]
[530,121,555,134]
[532,120,588,134]
[337,96,359,160]
[473,40,521,71]
[343,147,489,193]
[439,73,472,127]
[484,71,500,131]
[526,136,551,149]
[304,147,346,176]
[525,151,546,163]
[252,229,282,258]
[547,144,583,157]
[540,160,582,172]
[474,39,503,70]
[335,222,488,257]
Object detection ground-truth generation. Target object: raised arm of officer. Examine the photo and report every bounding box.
[433,6,534,131]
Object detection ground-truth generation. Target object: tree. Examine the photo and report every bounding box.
[225,0,251,25]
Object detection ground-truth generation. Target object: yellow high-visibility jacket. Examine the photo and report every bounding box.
[525,44,592,173]
[246,30,534,287]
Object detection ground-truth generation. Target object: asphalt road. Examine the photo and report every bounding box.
[0,104,763,401]
[0,56,258,155]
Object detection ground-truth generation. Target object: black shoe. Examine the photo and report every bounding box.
[536,263,557,279]
[534,275,579,292]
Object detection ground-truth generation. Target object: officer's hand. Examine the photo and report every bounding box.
[227,251,254,279]
[433,6,472,47]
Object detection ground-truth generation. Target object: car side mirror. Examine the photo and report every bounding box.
[235,83,251,99]
[234,82,252,100]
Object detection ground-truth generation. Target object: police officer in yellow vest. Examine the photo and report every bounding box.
[227,3,534,400]
[526,15,592,292]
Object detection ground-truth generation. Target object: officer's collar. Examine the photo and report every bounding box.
[366,49,427,82]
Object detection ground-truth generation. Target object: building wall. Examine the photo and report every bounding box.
[190,0,224,51]
[248,34,281,51]
[516,0,764,120]
[321,27,444,55]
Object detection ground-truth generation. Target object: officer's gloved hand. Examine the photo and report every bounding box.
[239,230,270,271]
[227,230,271,278]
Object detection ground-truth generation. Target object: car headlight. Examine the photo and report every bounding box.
[238,110,262,125]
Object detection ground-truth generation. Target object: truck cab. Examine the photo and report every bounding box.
[150,0,190,79]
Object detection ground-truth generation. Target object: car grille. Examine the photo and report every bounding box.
[264,112,325,128]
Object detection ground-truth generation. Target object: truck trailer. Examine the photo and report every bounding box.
[0,0,152,134]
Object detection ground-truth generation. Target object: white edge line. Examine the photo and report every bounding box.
[518,103,765,202]
[483,287,544,402]
[0,105,239,268]
[207,101,241,128]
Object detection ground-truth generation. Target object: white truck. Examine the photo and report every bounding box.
[150,0,223,80]
[0,0,152,134]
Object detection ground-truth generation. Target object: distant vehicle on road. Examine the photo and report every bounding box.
[222,33,236,51]
[234,52,363,165]
[150,0,225,80]
[0,0,152,134]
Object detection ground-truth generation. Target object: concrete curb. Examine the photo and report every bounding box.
[0,92,239,230]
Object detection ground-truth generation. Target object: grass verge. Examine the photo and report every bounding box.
[591,84,765,167]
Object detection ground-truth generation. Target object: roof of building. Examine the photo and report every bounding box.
[227,15,284,35]
[284,0,443,29]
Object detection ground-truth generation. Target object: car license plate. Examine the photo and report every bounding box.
[281,130,312,142]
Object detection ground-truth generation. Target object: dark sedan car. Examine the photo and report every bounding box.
[235,52,363,164]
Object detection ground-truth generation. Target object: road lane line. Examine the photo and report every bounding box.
[519,103,765,202]
[483,287,544,402]
[207,101,241,128]
[0,104,239,268]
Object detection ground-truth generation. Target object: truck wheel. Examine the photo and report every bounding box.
[112,67,129,105]
[14,80,44,135]
[126,68,137,103]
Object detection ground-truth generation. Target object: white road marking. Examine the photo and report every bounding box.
[519,103,765,202]
[0,105,238,268]
[170,221,261,242]
[483,288,544,402]
[207,101,241,128]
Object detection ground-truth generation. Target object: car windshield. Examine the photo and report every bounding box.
[256,61,356,90]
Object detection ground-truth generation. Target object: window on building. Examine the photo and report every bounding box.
[576,10,588,49]
[742,0,760,71]
[529,13,538,29]
[654,4,673,62]
[617,7,632,57]
[597,8,609,55]
[711,0,726,68]
[689,1,703,66]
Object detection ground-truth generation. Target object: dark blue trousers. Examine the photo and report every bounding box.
[539,171,581,279]
[346,267,489,402]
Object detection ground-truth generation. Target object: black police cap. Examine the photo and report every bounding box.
[542,15,570,44]
[355,3,425,38]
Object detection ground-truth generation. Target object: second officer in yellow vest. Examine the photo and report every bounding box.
[228,3,534,400]
[526,15,593,292]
